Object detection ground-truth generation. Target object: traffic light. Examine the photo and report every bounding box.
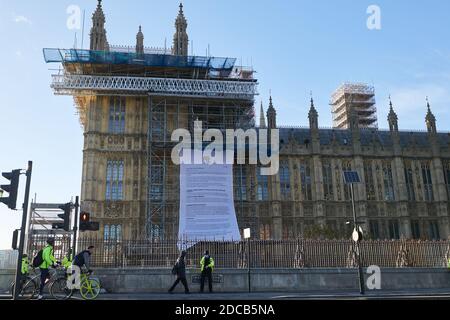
[80,212,100,231]
[12,229,19,250]
[0,170,20,209]
[52,202,72,231]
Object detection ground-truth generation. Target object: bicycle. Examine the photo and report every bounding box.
[9,272,39,300]
[50,268,101,300]
[9,265,62,300]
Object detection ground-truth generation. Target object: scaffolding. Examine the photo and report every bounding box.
[45,46,259,241]
[43,48,237,72]
[26,202,73,253]
[331,83,378,129]
[145,96,258,239]
[50,74,257,100]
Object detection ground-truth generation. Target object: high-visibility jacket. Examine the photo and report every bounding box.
[200,255,215,272]
[62,254,73,269]
[39,245,56,269]
[21,257,29,275]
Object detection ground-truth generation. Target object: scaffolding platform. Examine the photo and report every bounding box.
[43,48,237,71]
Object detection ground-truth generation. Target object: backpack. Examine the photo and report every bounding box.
[73,250,89,267]
[32,250,43,268]
[171,261,179,275]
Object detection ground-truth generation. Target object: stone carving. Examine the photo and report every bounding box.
[104,201,123,218]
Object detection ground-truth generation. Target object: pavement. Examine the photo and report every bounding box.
[95,289,450,300]
[1,289,450,300]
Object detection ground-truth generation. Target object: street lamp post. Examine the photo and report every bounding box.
[344,171,365,295]
[244,228,251,293]
[350,183,365,295]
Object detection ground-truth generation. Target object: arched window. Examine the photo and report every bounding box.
[257,169,269,201]
[280,161,291,200]
[300,160,312,201]
[421,162,434,201]
[106,160,124,200]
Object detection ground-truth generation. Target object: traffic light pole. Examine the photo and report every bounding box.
[72,196,79,256]
[12,161,32,300]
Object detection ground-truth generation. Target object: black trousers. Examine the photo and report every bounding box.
[200,269,213,292]
[169,276,189,293]
[39,269,50,295]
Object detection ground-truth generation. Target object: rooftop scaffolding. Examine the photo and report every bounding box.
[50,73,258,100]
[43,48,237,71]
[109,44,172,55]
[331,83,378,129]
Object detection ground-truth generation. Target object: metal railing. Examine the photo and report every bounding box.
[25,237,450,269]
[51,74,258,100]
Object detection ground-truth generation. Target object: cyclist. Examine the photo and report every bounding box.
[15,254,30,293]
[73,246,94,274]
[38,238,59,300]
[21,254,30,277]
[62,249,73,269]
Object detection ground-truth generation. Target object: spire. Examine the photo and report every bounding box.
[267,95,277,129]
[308,94,319,130]
[425,97,437,134]
[387,96,398,132]
[172,2,189,56]
[90,0,108,51]
[259,102,266,128]
[136,25,144,55]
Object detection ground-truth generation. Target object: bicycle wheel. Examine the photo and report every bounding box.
[20,279,38,300]
[80,278,100,300]
[10,278,37,300]
[50,277,73,300]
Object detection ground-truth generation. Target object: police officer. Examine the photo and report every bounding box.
[38,238,58,300]
[200,250,214,293]
[62,249,73,269]
[17,254,30,292]
[21,254,29,277]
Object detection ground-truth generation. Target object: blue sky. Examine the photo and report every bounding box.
[0,0,449,249]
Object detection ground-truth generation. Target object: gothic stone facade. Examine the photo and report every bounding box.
[73,1,450,241]
[79,94,450,241]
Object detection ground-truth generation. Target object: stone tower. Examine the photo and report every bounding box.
[267,96,277,129]
[308,96,319,130]
[172,3,189,56]
[90,0,109,51]
[259,102,267,128]
[136,26,144,55]
[387,97,399,132]
[425,98,437,134]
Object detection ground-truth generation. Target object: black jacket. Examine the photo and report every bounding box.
[175,257,186,278]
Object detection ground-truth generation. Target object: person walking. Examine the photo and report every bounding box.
[168,250,189,294]
[200,250,214,293]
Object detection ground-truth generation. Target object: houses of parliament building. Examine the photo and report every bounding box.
[44,1,450,241]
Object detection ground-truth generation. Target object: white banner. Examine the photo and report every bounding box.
[178,163,241,249]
